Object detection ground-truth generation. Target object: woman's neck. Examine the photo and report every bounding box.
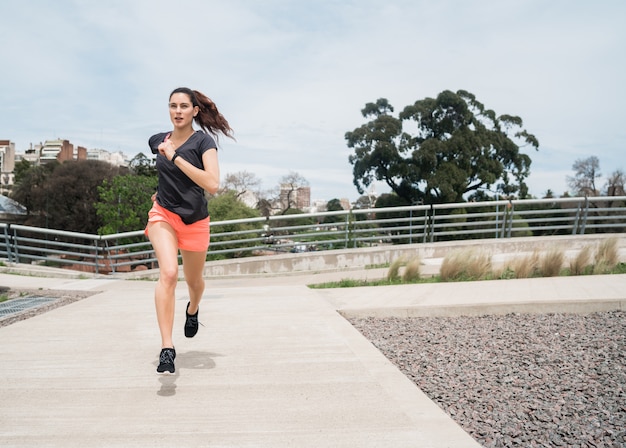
[170,128,195,142]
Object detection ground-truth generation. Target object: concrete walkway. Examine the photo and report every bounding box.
[0,266,624,447]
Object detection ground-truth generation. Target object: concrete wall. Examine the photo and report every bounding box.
[199,234,626,278]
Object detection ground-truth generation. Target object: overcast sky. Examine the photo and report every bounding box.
[1,0,624,202]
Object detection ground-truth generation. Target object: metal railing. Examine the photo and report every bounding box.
[1,196,624,274]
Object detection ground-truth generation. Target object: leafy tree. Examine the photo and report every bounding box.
[323,198,345,224]
[12,160,124,232]
[221,170,262,200]
[605,169,625,196]
[279,171,309,213]
[256,198,274,217]
[128,152,157,177]
[373,193,411,244]
[353,195,375,210]
[346,90,539,204]
[47,161,126,232]
[11,161,58,219]
[13,159,33,184]
[326,198,344,212]
[352,195,376,222]
[567,156,601,196]
[270,208,316,231]
[208,190,260,222]
[96,174,158,234]
[207,190,261,258]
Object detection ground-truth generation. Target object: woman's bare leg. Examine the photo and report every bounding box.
[180,249,207,315]
[148,222,180,348]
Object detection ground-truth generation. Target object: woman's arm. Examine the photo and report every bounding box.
[172,148,220,194]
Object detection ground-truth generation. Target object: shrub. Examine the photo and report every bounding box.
[402,256,422,282]
[569,245,592,275]
[440,249,491,281]
[440,251,464,281]
[539,247,565,277]
[507,251,540,279]
[387,257,405,281]
[466,251,492,280]
[593,237,619,274]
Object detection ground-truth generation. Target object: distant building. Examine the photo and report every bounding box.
[15,140,127,167]
[280,184,310,210]
[39,139,87,163]
[0,140,16,195]
[17,142,42,164]
[236,190,259,209]
[308,198,351,213]
[87,149,128,167]
[5,137,131,193]
[309,199,328,213]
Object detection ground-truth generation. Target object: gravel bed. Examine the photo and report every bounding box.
[348,311,626,447]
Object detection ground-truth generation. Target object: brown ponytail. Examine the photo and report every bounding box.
[170,87,234,142]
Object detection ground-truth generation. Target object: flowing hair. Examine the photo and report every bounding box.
[169,87,234,142]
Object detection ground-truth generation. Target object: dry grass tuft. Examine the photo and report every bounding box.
[593,237,619,274]
[440,249,491,281]
[387,257,405,281]
[402,256,422,282]
[507,251,540,279]
[440,251,465,281]
[539,247,565,277]
[569,245,592,276]
[466,251,492,279]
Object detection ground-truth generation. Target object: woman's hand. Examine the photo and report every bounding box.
[157,133,176,160]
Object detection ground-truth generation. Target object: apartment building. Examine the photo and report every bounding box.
[2,138,129,195]
[39,139,87,163]
[87,148,128,167]
[280,184,311,210]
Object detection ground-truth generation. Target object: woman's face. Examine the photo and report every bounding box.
[169,92,198,130]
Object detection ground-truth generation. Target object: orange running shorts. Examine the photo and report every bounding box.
[145,202,210,252]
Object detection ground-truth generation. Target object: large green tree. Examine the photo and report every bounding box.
[11,161,58,216]
[13,159,34,185]
[323,198,345,224]
[96,174,158,234]
[346,90,539,204]
[11,160,125,232]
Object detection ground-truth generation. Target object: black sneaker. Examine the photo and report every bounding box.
[184,302,199,338]
[156,347,176,375]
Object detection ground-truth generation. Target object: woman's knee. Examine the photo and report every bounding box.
[159,265,179,288]
[186,276,205,293]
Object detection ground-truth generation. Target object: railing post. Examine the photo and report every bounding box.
[580,196,589,234]
[344,212,350,249]
[409,208,413,244]
[494,198,500,239]
[11,226,19,263]
[506,201,514,238]
[572,202,581,235]
[430,204,435,243]
[500,202,510,239]
[3,224,13,263]
[422,209,429,243]
[93,237,100,275]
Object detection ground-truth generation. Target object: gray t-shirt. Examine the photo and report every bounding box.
[149,130,217,224]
